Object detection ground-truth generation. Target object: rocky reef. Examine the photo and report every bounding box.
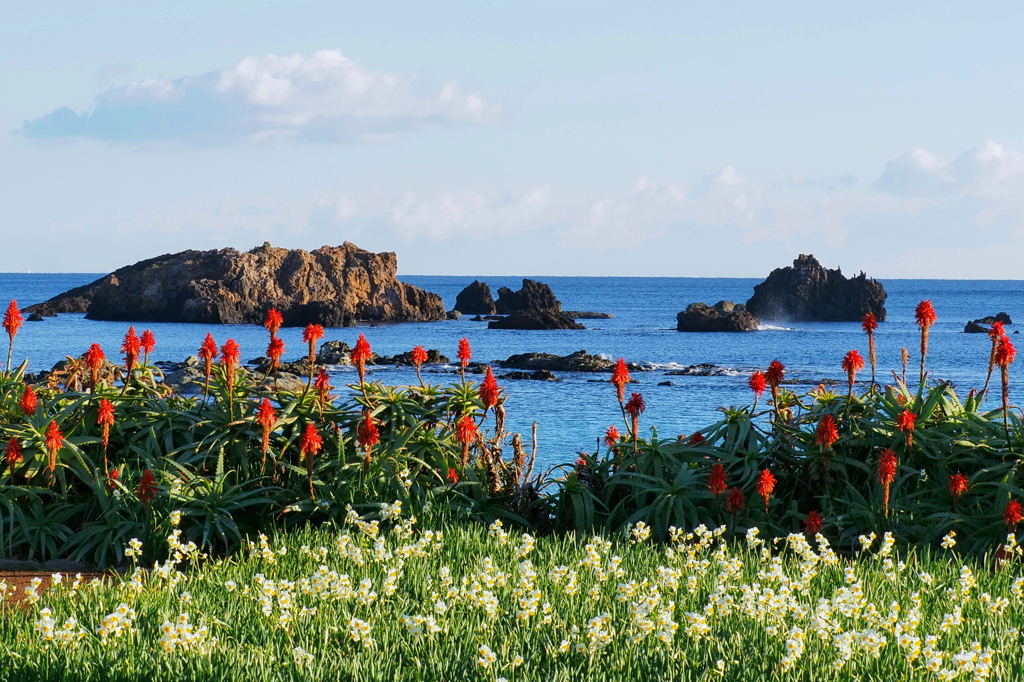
[26,242,446,326]
[676,302,759,332]
[745,254,887,322]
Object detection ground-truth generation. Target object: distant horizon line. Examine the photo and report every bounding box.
[3,271,1023,282]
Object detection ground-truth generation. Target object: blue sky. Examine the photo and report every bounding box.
[5,0,1024,277]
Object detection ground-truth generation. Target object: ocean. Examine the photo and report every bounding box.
[3,273,1022,471]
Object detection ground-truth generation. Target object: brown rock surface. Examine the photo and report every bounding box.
[26,243,445,326]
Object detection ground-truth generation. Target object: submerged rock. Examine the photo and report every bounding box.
[488,310,584,330]
[664,363,736,376]
[26,242,446,326]
[499,369,560,381]
[499,350,614,372]
[745,254,887,322]
[964,313,1012,333]
[565,311,613,319]
[676,303,759,332]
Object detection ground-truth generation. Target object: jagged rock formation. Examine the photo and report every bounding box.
[26,242,446,326]
[453,281,497,315]
[676,303,759,332]
[495,280,562,314]
[745,254,887,322]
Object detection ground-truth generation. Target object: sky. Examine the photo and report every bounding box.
[4,1,1024,277]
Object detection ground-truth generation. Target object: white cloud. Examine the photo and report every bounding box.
[22,49,499,144]
[874,148,956,197]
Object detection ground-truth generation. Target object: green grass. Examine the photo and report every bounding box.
[2,509,1023,681]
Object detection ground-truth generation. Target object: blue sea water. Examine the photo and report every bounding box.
[3,273,1023,471]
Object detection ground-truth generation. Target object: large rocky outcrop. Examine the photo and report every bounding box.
[26,242,446,326]
[745,254,887,322]
[453,281,497,315]
[495,279,562,314]
[676,303,759,332]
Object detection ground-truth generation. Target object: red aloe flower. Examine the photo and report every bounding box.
[3,300,22,340]
[357,412,380,450]
[264,308,284,337]
[624,392,646,417]
[411,345,429,366]
[108,467,120,490]
[914,300,937,328]
[198,333,218,388]
[20,384,37,416]
[611,358,631,404]
[749,370,767,400]
[411,345,428,385]
[815,414,840,451]
[303,323,324,376]
[44,420,63,473]
[984,322,1007,395]
[688,431,706,446]
[766,359,785,422]
[140,330,155,363]
[726,486,745,514]
[996,334,1016,428]
[121,326,141,378]
[457,337,472,382]
[949,473,969,506]
[604,425,621,447]
[352,334,372,384]
[221,339,241,393]
[708,463,727,497]
[256,398,277,457]
[267,337,285,370]
[97,398,115,471]
[862,313,878,388]
[877,449,897,485]
[314,369,332,410]
[896,409,916,449]
[85,343,105,391]
[457,337,472,367]
[300,422,324,455]
[456,414,477,466]
[301,422,324,495]
[804,510,823,535]
[357,411,379,472]
[302,323,324,346]
[841,350,865,397]
[624,392,646,440]
[861,313,879,334]
[137,469,157,509]
[3,300,22,372]
[878,449,898,518]
[1004,499,1023,530]
[480,366,500,410]
[756,468,776,512]
[5,438,23,472]
[915,300,937,383]
[446,467,459,485]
